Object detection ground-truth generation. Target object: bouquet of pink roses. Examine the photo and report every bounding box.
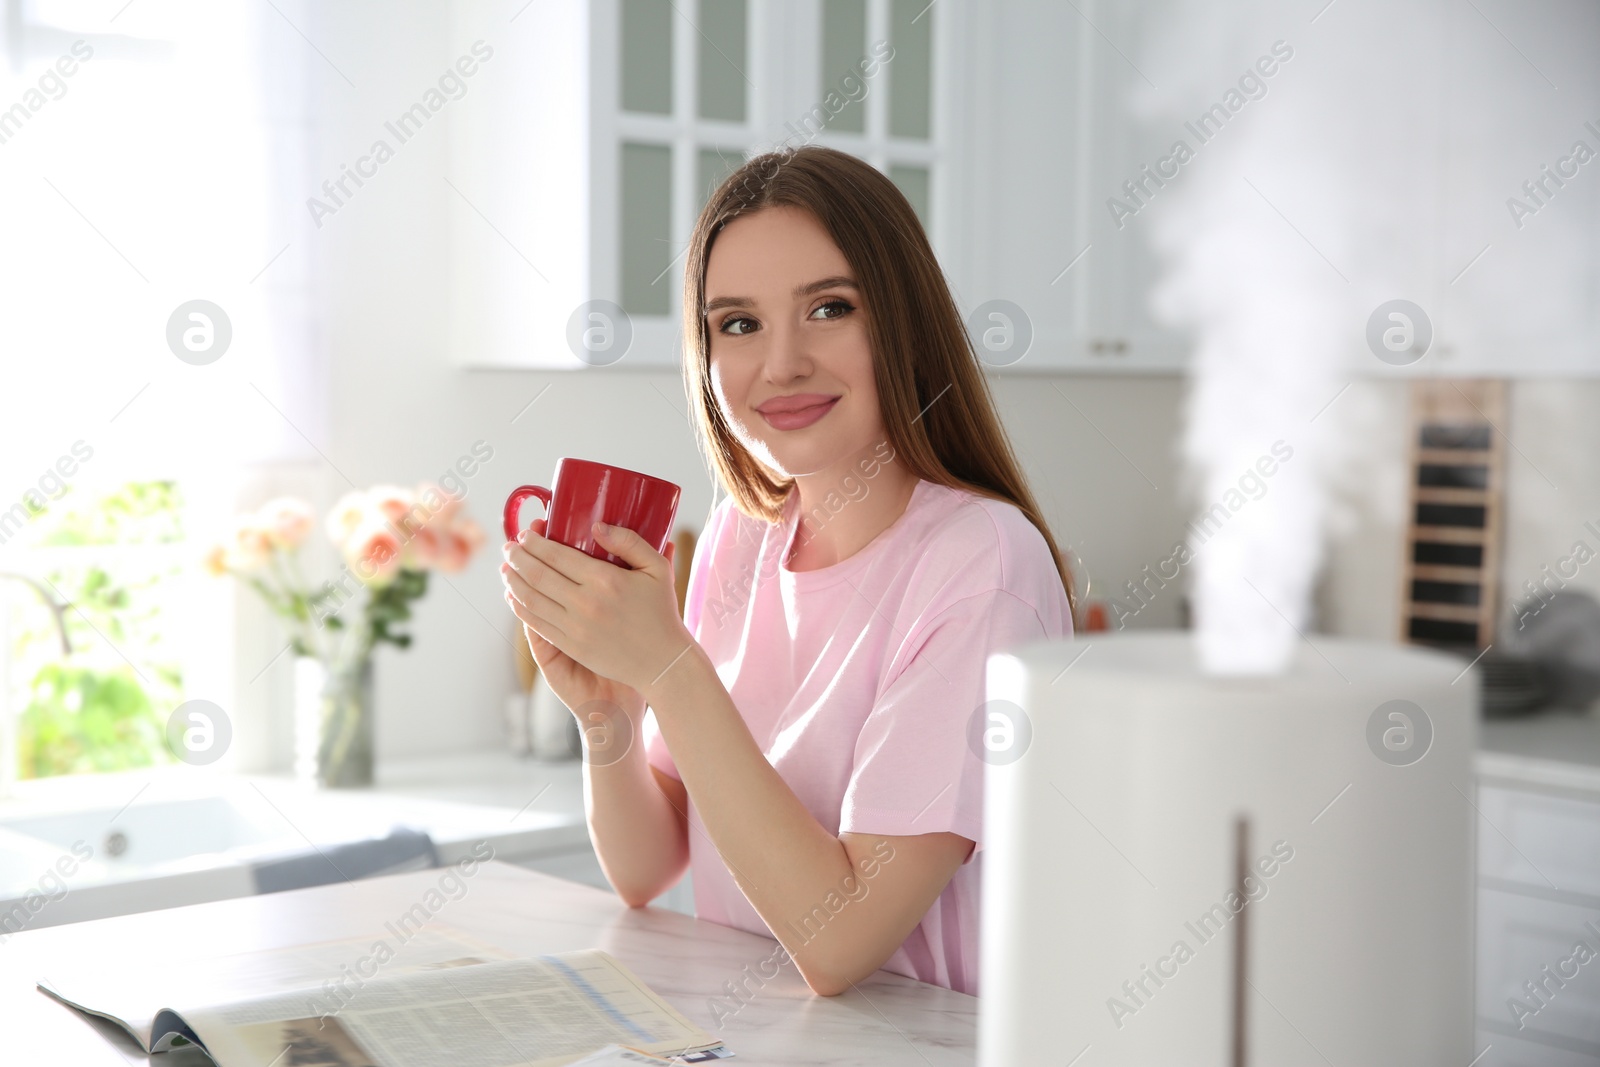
[207,483,485,657]
[205,484,485,786]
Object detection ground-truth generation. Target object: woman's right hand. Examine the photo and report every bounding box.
[502,518,646,726]
[505,518,687,905]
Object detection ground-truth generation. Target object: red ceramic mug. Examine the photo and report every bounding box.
[503,458,682,569]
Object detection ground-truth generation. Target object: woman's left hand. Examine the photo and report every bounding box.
[501,521,692,697]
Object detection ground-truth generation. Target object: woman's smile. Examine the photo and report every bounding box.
[756,394,841,431]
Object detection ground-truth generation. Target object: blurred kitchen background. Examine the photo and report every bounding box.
[0,0,1598,1060]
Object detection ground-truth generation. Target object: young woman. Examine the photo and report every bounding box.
[500,145,1075,999]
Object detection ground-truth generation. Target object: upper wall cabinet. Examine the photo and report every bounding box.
[448,0,969,370]
[450,0,1600,376]
[962,0,1187,374]
[1425,0,1600,377]
[1074,0,1197,372]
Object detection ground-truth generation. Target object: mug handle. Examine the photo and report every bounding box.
[503,485,553,542]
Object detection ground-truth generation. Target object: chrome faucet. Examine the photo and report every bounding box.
[0,573,73,799]
[0,573,72,655]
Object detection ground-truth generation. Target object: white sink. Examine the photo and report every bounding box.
[0,760,589,934]
[2,794,290,871]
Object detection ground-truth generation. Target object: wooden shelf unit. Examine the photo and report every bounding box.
[1400,380,1506,653]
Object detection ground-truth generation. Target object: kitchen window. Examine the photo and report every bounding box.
[0,0,324,783]
[0,481,192,787]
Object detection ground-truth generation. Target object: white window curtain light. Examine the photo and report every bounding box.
[0,0,319,489]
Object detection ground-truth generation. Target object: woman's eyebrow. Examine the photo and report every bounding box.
[704,276,858,316]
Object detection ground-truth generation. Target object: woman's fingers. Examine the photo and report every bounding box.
[519,524,617,587]
[518,616,561,659]
[504,586,567,642]
[520,625,565,675]
[588,521,667,576]
[503,564,566,623]
[503,538,579,605]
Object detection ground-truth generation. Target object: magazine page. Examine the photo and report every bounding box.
[36,924,514,1053]
[187,950,721,1067]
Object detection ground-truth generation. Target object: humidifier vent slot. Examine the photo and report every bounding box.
[1231,814,1249,1067]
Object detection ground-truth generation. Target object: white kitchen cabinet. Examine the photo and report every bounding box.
[959,0,1187,374]
[1427,0,1600,378]
[1478,782,1600,899]
[440,0,1279,375]
[962,0,1273,374]
[1069,0,1193,372]
[448,0,1598,377]
[959,2,1082,370]
[1475,778,1600,1063]
[968,0,1600,377]
[448,0,965,370]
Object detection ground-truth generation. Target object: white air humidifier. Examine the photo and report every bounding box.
[979,631,1475,1066]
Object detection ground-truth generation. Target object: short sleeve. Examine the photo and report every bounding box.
[681,499,733,637]
[839,587,1050,862]
[642,709,677,780]
[645,499,733,781]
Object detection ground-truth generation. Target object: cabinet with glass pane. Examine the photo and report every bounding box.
[448,0,968,369]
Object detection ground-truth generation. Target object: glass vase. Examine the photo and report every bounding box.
[295,655,375,788]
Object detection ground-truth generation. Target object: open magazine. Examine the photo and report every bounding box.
[36,925,729,1066]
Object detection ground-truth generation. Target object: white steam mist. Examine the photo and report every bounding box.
[1123,0,1598,673]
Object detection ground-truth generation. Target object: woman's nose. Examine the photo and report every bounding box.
[761,323,812,382]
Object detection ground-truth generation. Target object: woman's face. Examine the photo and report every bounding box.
[703,205,883,479]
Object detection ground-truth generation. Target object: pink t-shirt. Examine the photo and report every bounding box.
[642,476,1073,996]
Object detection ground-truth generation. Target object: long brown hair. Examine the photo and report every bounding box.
[680,144,1077,622]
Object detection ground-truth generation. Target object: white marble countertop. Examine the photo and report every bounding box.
[373,748,588,819]
[1475,706,1600,795]
[397,717,1600,802]
[1,860,976,1065]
